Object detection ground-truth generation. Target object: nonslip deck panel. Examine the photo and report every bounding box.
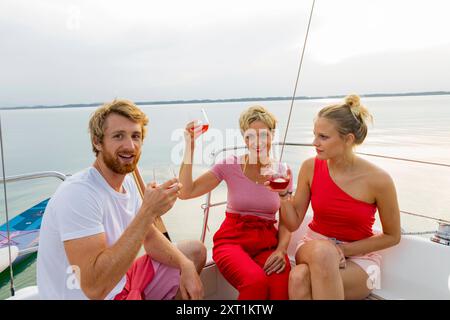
[0,198,49,232]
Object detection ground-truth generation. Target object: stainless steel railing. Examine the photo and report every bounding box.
[1,171,68,184]
[0,170,68,296]
[200,142,450,244]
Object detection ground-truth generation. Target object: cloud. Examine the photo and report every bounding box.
[1,0,449,107]
[308,0,450,64]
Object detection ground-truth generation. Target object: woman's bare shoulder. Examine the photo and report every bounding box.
[297,157,316,183]
[359,157,394,188]
[301,157,316,171]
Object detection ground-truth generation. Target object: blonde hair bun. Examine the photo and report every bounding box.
[345,94,361,108]
[317,93,373,146]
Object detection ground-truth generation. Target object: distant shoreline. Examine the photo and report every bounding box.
[1,91,450,110]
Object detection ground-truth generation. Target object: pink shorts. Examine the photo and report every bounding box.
[115,255,180,300]
[296,227,382,289]
[143,259,180,300]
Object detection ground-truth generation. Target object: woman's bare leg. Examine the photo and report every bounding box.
[288,263,312,300]
[340,261,372,300]
[296,240,344,299]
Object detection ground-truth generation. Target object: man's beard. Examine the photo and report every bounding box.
[101,149,141,174]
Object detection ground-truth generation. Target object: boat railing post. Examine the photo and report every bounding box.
[200,148,222,244]
[200,191,211,243]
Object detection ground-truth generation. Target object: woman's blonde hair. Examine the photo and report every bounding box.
[318,94,373,145]
[239,105,277,135]
[89,99,149,156]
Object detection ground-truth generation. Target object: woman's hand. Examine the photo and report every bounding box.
[263,249,288,275]
[263,168,292,196]
[184,121,203,149]
[335,243,347,269]
[263,181,291,202]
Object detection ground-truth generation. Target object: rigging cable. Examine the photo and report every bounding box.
[279,0,316,162]
[0,116,15,296]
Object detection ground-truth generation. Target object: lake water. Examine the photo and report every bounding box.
[1,95,450,299]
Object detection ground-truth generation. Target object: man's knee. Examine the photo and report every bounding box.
[191,240,207,271]
[178,240,207,273]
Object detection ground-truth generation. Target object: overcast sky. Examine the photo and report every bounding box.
[1,0,450,107]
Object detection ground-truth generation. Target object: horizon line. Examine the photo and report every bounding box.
[1,90,450,110]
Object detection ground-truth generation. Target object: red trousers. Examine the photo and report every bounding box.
[212,212,290,300]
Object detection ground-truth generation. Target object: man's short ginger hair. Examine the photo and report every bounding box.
[88,99,149,156]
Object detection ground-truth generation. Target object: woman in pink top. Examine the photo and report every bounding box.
[278,95,401,300]
[179,106,292,300]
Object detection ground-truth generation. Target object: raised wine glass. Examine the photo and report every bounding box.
[266,161,291,191]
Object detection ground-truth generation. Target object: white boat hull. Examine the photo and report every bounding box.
[0,246,18,274]
[201,214,450,300]
[7,214,450,300]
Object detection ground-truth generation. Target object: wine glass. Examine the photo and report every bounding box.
[266,161,291,191]
[151,165,178,187]
[188,108,210,135]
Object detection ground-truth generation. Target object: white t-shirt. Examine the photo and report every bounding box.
[37,167,142,300]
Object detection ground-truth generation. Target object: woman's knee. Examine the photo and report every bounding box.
[237,269,270,297]
[238,270,270,299]
[289,264,311,287]
[302,240,340,267]
[248,269,270,286]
